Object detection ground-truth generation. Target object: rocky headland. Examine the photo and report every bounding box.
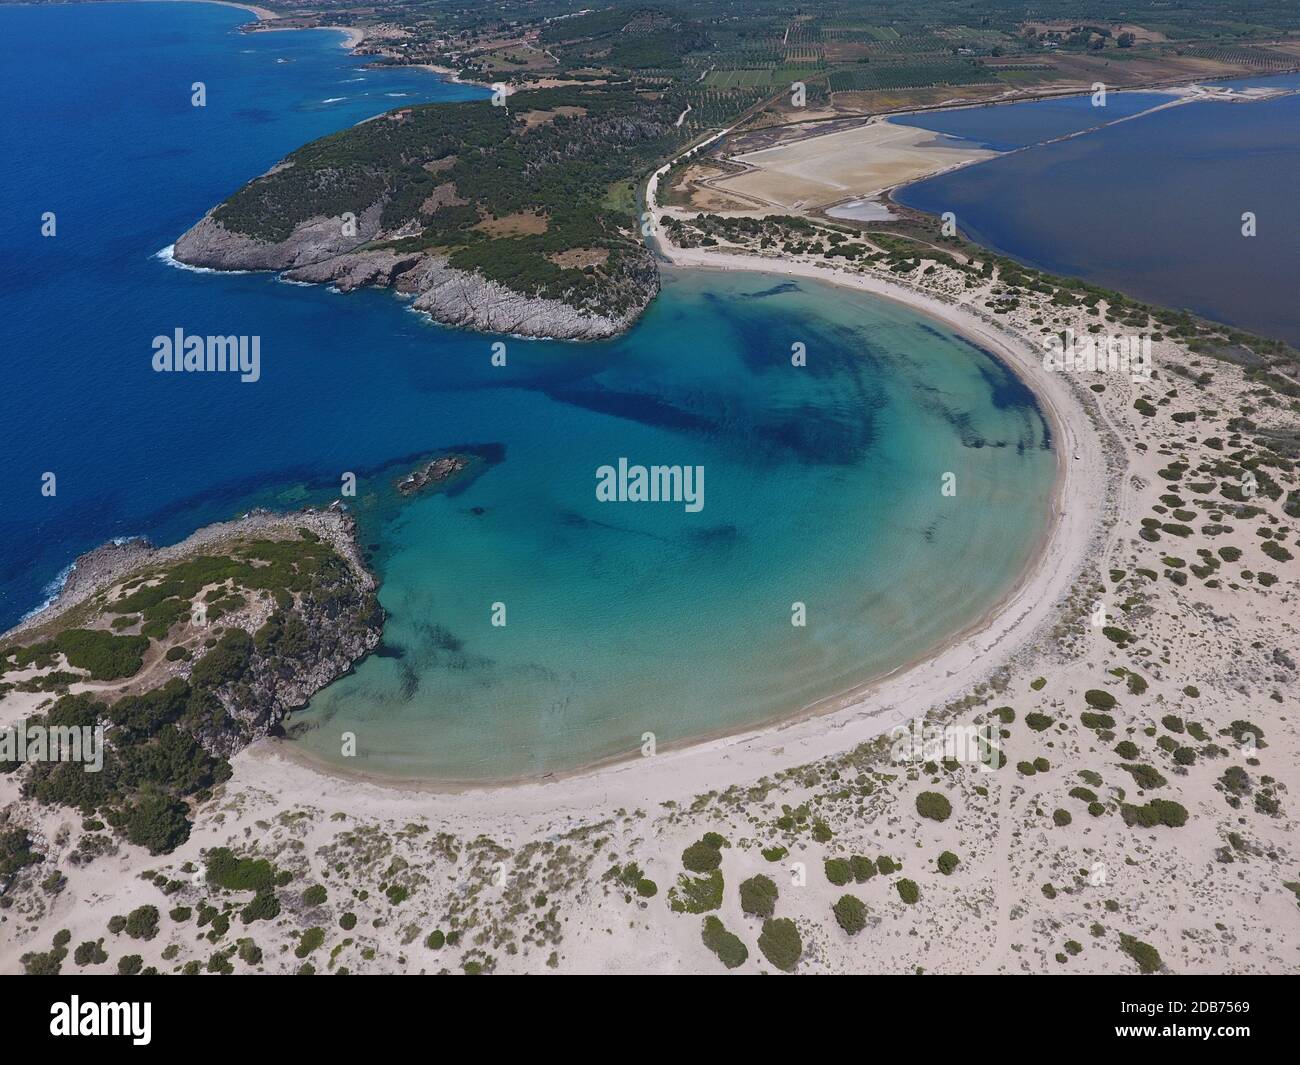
[169,87,679,341]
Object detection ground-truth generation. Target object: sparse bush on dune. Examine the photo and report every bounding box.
[1121,799,1188,828]
[681,842,722,873]
[757,917,802,972]
[1121,763,1167,790]
[240,890,280,924]
[294,927,325,959]
[824,858,851,886]
[1119,933,1163,973]
[915,791,952,822]
[1085,689,1117,710]
[205,847,278,892]
[739,874,778,918]
[124,905,159,941]
[850,854,877,882]
[701,916,748,969]
[833,894,867,935]
[669,869,724,914]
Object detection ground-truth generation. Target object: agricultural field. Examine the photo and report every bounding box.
[286,2,1300,134]
[702,66,822,89]
[680,86,772,130]
[828,60,1000,93]
[1181,44,1300,70]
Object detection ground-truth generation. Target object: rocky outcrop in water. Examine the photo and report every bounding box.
[396,454,469,496]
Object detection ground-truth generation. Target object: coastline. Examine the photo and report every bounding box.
[142,0,278,21]
[170,116,1108,800]
[9,7,1298,977]
[5,50,1103,806]
[249,243,1107,814]
[146,1,367,49]
[410,61,496,90]
[3,11,1102,802]
[7,235,1094,802]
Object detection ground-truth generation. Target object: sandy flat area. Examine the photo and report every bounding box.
[711,118,998,211]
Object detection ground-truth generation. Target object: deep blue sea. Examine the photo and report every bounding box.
[1,3,1055,779]
[0,1,484,624]
[895,75,1300,345]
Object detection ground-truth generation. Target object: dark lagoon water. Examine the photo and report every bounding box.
[895,75,1300,346]
[1,3,1055,779]
[890,90,1174,151]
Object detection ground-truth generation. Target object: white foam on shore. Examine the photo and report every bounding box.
[17,534,149,625]
[19,562,75,624]
[154,244,252,275]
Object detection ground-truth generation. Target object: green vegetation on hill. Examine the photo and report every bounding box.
[211,84,685,313]
[2,533,380,855]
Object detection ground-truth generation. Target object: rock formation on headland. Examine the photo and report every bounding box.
[0,510,383,852]
[172,88,679,340]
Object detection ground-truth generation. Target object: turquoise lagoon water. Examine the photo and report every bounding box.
[291,270,1055,779]
[1,3,1055,780]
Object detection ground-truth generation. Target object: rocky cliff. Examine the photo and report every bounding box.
[173,206,660,341]
[3,509,383,757]
[168,87,682,341]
